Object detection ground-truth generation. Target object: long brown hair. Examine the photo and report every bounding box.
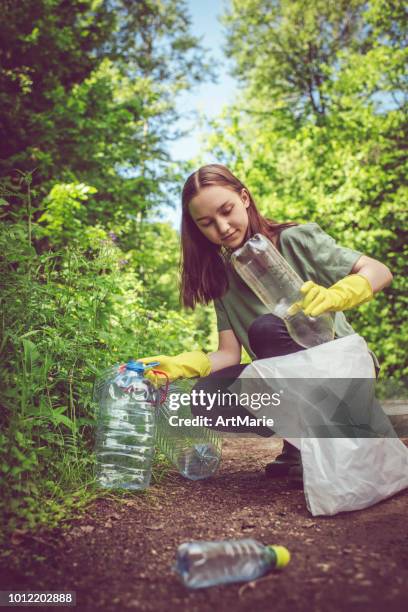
[180,164,297,308]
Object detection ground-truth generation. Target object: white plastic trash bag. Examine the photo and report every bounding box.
[301,435,408,516]
[243,333,376,380]
[237,334,408,516]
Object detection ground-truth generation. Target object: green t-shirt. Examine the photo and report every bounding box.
[214,223,365,361]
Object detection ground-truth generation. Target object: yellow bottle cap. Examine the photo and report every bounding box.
[270,545,291,569]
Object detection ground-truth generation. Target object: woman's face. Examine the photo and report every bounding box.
[189,186,250,249]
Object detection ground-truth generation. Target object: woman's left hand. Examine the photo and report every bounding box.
[288,274,374,317]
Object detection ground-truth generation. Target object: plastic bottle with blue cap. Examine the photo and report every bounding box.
[93,359,160,490]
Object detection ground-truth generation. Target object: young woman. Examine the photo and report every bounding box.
[140,164,393,477]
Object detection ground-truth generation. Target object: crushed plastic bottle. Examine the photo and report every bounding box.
[93,360,159,490]
[155,378,222,481]
[231,233,334,348]
[175,538,290,588]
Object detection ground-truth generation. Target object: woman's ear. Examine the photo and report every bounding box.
[241,188,250,208]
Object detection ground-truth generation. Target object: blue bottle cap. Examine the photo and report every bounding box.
[126,360,160,373]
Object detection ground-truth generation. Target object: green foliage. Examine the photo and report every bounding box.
[0,0,115,178]
[0,0,215,221]
[0,0,219,536]
[221,0,368,121]
[0,179,211,538]
[38,182,99,246]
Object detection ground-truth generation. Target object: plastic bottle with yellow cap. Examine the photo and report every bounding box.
[175,538,290,588]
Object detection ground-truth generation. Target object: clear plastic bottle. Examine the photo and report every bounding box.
[175,539,290,588]
[231,233,334,348]
[94,360,159,490]
[155,378,222,481]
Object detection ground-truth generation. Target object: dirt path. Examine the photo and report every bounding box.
[1,437,407,612]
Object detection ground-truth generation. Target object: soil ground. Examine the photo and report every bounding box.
[1,436,407,612]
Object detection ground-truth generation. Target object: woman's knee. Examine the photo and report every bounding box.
[248,313,304,359]
[248,314,283,348]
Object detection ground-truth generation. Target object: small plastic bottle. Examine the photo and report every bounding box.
[175,539,290,588]
[155,378,222,481]
[231,233,334,348]
[94,360,159,490]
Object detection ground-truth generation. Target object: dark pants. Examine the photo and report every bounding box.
[191,314,305,437]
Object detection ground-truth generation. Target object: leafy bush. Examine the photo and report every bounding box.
[0,179,212,537]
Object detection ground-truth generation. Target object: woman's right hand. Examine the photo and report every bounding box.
[137,354,182,385]
[138,350,211,384]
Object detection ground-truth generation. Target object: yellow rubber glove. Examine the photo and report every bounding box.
[138,350,211,385]
[289,274,374,317]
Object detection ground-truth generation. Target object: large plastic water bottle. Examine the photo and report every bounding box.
[93,360,159,490]
[155,378,222,481]
[175,539,290,588]
[231,233,334,348]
